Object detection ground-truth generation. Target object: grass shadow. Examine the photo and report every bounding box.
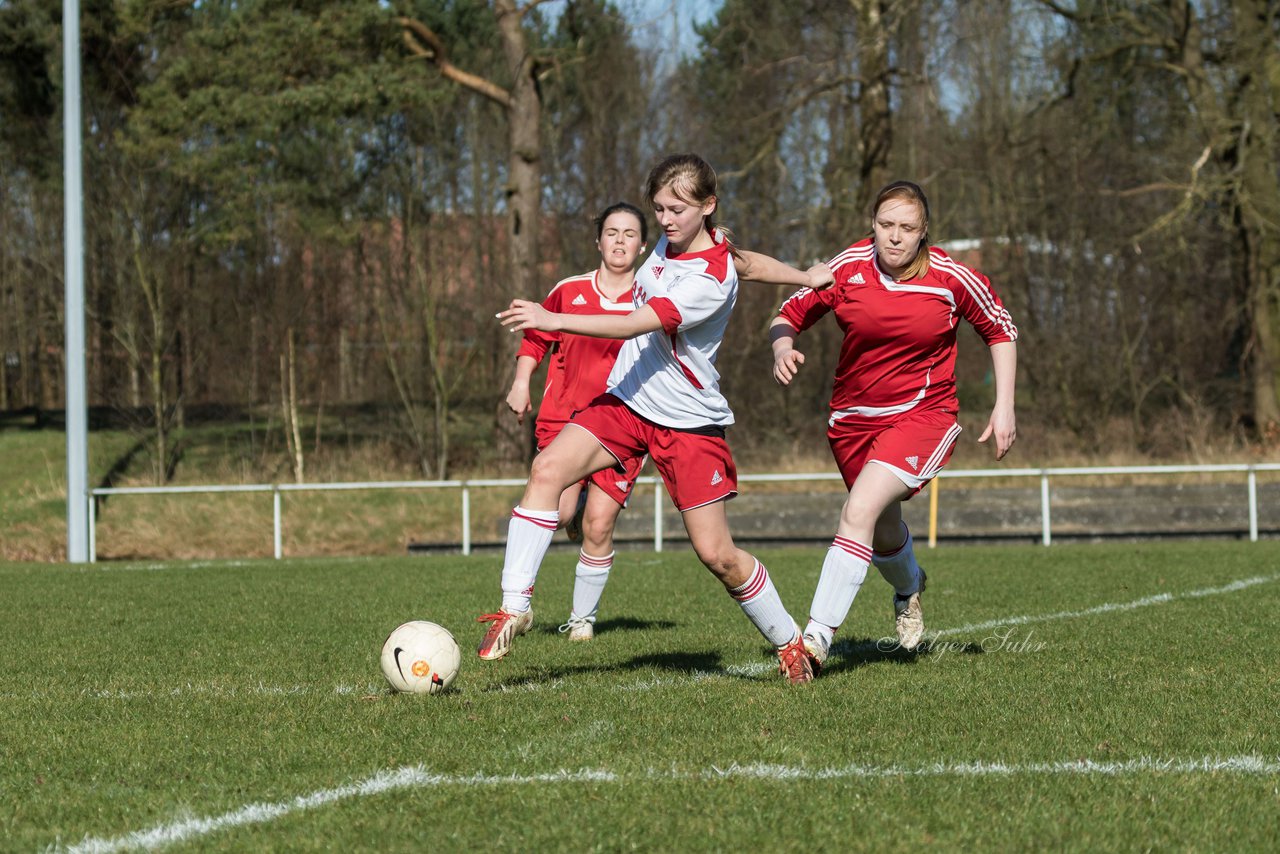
[534,616,678,637]
[816,635,985,676]
[621,649,724,674]
[474,647,730,691]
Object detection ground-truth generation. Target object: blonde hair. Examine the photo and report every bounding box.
[872,180,931,279]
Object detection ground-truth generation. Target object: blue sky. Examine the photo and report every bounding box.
[544,0,721,61]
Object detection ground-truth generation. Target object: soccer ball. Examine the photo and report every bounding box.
[379,621,461,694]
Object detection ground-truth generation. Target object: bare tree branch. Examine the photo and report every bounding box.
[516,0,557,17]
[398,17,513,108]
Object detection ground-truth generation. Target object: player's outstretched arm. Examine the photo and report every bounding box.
[977,341,1018,460]
[769,320,805,386]
[736,250,834,290]
[499,299,663,340]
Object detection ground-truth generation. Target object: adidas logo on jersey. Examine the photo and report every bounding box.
[652,264,665,279]
[906,455,919,471]
[571,294,588,306]
[710,469,723,486]
[851,273,866,284]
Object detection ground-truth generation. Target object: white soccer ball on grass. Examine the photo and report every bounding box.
[379,620,461,694]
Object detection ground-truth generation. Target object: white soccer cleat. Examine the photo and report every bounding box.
[558,616,594,642]
[801,630,830,674]
[476,608,533,660]
[893,569,927,651]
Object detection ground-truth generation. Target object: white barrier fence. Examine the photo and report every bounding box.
[87,463,1280,562]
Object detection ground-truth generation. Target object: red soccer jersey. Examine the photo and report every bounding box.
[776,239,1017,423]
[517,270,635,431]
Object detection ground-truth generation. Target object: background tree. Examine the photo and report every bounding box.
[398,0,565,462]
[677,0,923,444]
[1040,0,1280,440]
[541,0,650,269]
[4,0,1279,489]
[0,0,65,415]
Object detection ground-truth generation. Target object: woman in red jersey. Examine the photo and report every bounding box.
[485,153,832,685]
[504,202,648,643]
[770,180,1018,670]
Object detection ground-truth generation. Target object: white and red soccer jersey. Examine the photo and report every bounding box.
[776,239,1017,424]
[607,232,738,429]
[517,270,635,432]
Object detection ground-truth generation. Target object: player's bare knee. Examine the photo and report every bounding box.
[839,498,878,532]
[581,515,613,550]
[528,454,569,492]
[693,543,736,581]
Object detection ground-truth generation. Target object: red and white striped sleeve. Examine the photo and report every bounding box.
[775,285,835,334]
[932,252,1018,344]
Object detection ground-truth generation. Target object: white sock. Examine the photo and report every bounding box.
[729,559,799,647]
[873,524,923,597]
[500,506,558,613]
[571,550,613,622]
[805,536,871,644]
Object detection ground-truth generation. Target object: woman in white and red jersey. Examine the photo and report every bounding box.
[487,153,833,685]
[770,180,1018,671]
[503,202,648,643]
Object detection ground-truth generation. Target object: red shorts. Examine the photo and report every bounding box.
[827,408,961,496]
[534,416,569,455]
[537,416,641,507]
[570,394,737,512]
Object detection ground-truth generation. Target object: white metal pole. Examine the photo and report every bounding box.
[653,480,663,553]
[273,488,282,559]
[1247,468,1258,543]
[63,0,89,563]
[87,493,96,563]
[462,486,471,556]
[1040,471,1051,546]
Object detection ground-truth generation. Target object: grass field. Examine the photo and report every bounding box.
[4,541,1280,852]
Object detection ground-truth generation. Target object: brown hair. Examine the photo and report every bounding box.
[594,201,648,245]
[645,153,736,251]
[872,180,931,279]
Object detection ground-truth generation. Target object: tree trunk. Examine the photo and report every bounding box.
[151,341,166,483]
[280,327,305,483]
[851,0,894,212]
[1232,0,1280,436]
[399,3,545,465]
[495,0,540,301]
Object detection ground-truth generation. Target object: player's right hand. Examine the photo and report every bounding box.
[805,263,835,291]
[498,299,557,333]
[773,348,805,385]
[505,386,532,423]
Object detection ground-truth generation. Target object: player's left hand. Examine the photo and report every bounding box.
[772,347,805,386]
[978,404,1017,460]
[498,299,558,333]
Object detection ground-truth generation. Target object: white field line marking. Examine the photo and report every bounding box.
[824,571,1280,659]
[61,756,1280,853]
[78,560,254,573]
[931,572,1279,638]
[0,683,382,701]
[12,572,1277,702]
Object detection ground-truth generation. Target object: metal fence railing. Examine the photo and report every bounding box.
[87,463,1280,562]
